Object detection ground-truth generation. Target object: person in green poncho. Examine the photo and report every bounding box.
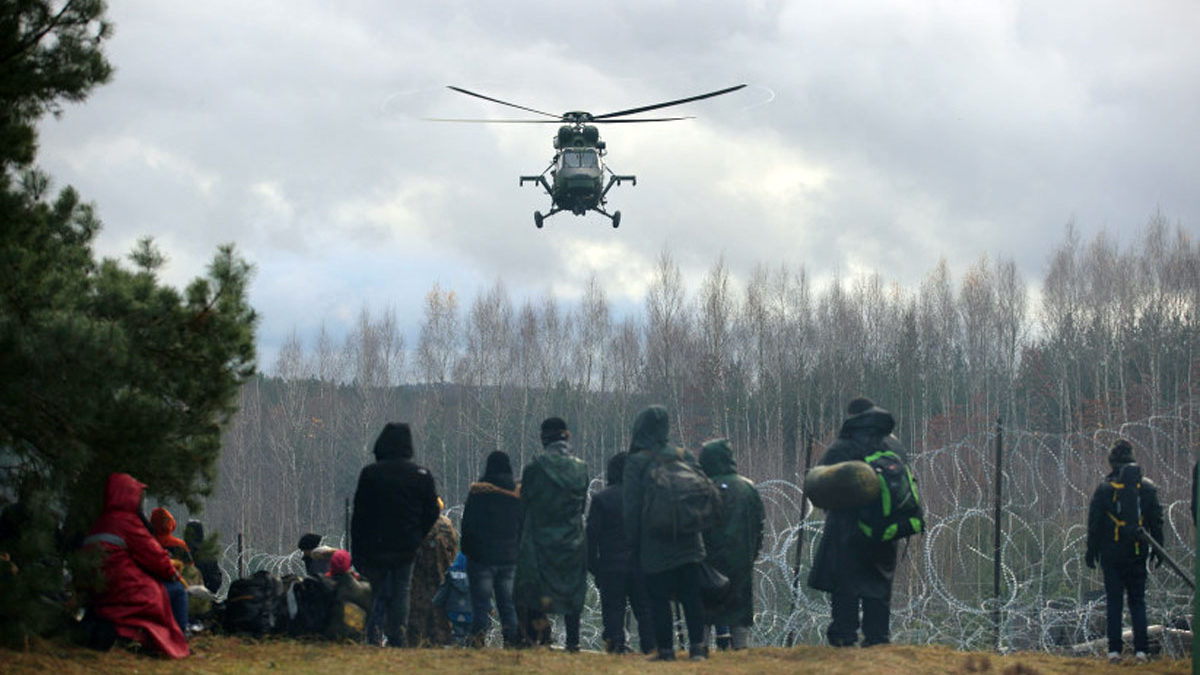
[514,417,589,651]
[699,438,765,650]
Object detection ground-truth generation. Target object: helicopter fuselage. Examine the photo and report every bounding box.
[551,145,603,214]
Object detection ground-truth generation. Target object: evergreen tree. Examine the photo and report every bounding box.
[0,0,258,643]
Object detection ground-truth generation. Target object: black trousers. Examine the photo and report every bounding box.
[646,562,705,651]
[828,591,891,647]
[1103,558,1149,654]
[595,568,656,653]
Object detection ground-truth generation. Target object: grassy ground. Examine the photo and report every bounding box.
[2,636,1192,675]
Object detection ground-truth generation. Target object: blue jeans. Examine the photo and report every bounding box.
[361,561,416,647]
[467,561,518,644]
[162,579,188,634]
[1103,558,1149,654]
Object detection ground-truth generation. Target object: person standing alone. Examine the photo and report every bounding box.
[1085,439,1164,664]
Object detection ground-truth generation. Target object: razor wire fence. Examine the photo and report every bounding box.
[213,413,1198,654]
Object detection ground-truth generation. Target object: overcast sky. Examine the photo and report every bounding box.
[36,1,1200,370]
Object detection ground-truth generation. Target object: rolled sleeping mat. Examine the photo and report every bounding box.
[804,460,881,510]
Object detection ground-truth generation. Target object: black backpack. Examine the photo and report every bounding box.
[856,447,924,543]
[1106,463,1145,556]
[642,451,721,538]
[282,574,335,637]
[223,570,283,637]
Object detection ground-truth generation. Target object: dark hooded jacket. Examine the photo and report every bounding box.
[351,423,440,568]
[184,520,222,593]
[83,473,190,659]
[806,404,900,599]
[515,439,589,614]
[586,452,634,576]
[699,439,765,626]
[622,405,706,575]
[461,451,523,565]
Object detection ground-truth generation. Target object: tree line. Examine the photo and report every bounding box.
[203,218,1199,554]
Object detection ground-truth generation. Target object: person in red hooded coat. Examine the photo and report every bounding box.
[82,473,190,658]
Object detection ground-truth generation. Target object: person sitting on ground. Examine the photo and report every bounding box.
[434,551,473,645]
[325,549,372,642]
[81,473,190,658]
[148,506,194,632]
[183,519,223,594]
[298,532,335,577]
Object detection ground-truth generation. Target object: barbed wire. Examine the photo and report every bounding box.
[210,415,1197,654]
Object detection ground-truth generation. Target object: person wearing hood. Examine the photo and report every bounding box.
[351,422,441,647]
[81,473,190,659]
[586,450,655,654]
[622,405,709,661]
[148,506,191,633]
[699,438,765,651]
[325,549,372,642]
[461,450,523,647]
[514,417,589,652]
[807,397,904,647]
[183,519,222,594]
[1085,439,1164,664]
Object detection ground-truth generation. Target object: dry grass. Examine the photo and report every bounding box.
[2,636,1191,674]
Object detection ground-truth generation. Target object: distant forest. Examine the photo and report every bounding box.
[200,217,1199,554]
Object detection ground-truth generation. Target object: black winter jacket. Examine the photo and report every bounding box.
[460,473,522,566]
[587,484,634,575]
[351,456,439,568]
[806,405,900,600]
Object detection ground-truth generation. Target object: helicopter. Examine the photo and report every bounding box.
[433,84,746,228]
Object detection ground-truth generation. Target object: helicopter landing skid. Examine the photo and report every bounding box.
[533,208,563,229]
[593,206,622,229]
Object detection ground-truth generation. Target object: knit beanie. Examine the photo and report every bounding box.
[1108,439,1135,470]
[540,417,569,445]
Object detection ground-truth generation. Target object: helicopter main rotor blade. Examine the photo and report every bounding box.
[591,84,747,120]
[446,86,561,119]
[592,116,693,123]
[423,118,564,123]
[424,116,695,124]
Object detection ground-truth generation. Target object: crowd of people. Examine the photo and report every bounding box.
[74,399,1172,664]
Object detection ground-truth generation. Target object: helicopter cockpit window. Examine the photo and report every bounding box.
[562,150,598,169]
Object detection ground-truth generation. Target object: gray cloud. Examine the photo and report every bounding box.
[37,1,1200,364]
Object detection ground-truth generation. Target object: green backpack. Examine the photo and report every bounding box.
[642,452,722,538]
[856,448,924,543]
